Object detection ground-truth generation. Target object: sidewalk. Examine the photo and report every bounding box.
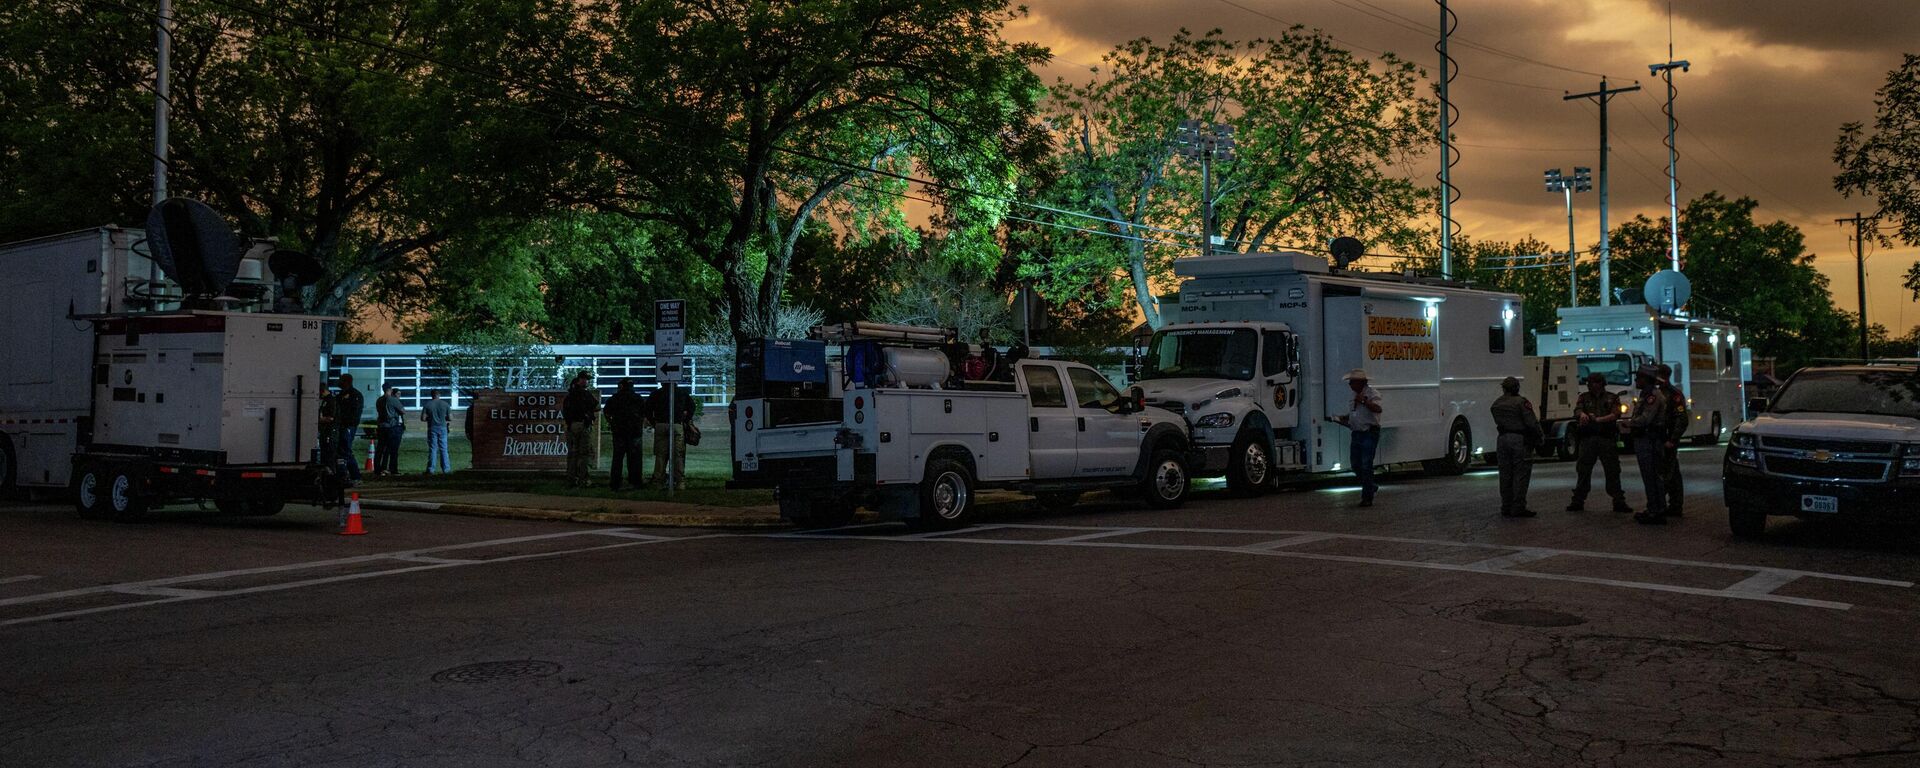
[356,486,785,528]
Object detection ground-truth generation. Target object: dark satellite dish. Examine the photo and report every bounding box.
[145,198,242,301]
[1328,236,1365,270]
[269,249,325,313]
[1644,269,1692,314]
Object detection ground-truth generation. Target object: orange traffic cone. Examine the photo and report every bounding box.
[364,453,374,473]
[339,492,368,535]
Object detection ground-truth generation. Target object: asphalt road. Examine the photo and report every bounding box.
[4,448,1919,767]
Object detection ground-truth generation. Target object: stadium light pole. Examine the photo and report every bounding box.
[1545,167,1592,306]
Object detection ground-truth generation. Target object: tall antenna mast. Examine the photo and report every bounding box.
[1649,3,1687,273]
[153,0,174,204]
[1435,0,1459,279]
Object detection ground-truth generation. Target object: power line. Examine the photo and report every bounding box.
[1314,0,1612,79]
[1203,0,1566,93]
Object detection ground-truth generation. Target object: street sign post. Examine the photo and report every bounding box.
[655,300,685,492]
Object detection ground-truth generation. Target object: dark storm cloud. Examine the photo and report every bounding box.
[1662,0,1920,52]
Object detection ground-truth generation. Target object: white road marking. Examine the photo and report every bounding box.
[774,524,1912,611]
[0,575,42,586]
[583,531,674,541]
[0,530,730,628]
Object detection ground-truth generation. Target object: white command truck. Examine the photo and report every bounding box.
[1537,304,1749,445]
[0,227,340,518]
[730,324,1194,529]
[1135,251,1526,493]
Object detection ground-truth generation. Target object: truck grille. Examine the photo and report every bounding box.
[1761,455,1889,482]
[1148,401,1185,416]
[1760,436,1896,456]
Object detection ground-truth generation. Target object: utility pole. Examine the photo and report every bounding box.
[1650,57,1690,273]
[1565,79,1640,305]
[1436,0,1458,279]
[1545,168,1592,306]
[153,0,174,203]
[1837,212,1872,361]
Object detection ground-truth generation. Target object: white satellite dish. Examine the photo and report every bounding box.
[1644,269,1691,314]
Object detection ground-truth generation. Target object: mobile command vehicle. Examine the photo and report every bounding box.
[1134,250,1526,494]
[0,204,341,519]
[1536,272,1750,445]
[730,323,1193,529]
[1723,363,1920,538]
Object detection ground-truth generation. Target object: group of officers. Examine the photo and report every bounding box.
[1340,363,1690,524]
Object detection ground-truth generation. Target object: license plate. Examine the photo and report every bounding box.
[741,455,760,472]
[1800,494,1839,514]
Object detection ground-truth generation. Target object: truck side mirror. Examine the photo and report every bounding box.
[1130,386,1146,411]
[1747,397,1769,414]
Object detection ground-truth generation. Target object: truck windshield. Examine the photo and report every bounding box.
[1577,354,1637,387]
[1140,329,1257,381]
[1771,369,1920,418]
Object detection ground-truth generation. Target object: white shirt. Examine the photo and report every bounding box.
[1346,386,1383,431]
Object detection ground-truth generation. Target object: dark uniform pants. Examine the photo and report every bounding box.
[609,431,644,489]
[1496,433,1532,513]
[1633,433,1668,517]
[1662,443,1684,514]
[1571,434,1624,506]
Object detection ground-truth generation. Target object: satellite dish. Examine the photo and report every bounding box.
[1328,236,1365,270]
[1643,269,1692,314]
[145,198,242,301]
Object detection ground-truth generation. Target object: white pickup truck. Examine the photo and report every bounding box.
[731,358,1193,529]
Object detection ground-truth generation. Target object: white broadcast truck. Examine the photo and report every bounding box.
[1132,250,1526,493]
[730,323,1194,529]
[0,210,341,519]
[1536,302,1749,445]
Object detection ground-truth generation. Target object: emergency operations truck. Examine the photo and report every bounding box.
[1537,303,1749,445]
[1134,250,1526,494]
[0,217,340,518]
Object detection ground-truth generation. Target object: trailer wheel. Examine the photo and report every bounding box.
[74,464,108,519]
[1423,419,1473,476]
[1034,491,1082,512]
[1225,429,1273,497]
[911,458,975,531]
[104,465,149,521]
[1138,449,1190,510]
[241,500,285,517]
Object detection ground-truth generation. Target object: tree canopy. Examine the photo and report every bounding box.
[1835,53,1920,301]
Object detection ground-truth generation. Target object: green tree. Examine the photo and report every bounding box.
[1040,28,1433,328]
[1835,53,1920,297]
[0,0,568,323]
[508,0,1044,342]
[1608,193,1853,369]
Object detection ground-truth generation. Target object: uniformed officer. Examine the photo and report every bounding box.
[1655,363,1688,517]
[1490,376,1542,517]
[1566,372,1631,513]
[1625,365,1671,524]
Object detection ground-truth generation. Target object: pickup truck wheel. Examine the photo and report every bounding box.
[74,464,108,519]
[1225,430,1273,497]
[1729,506,1767,539]
[105,465,149,521]
[1034,491,1081,512]
[913,459,974,530]
[1139,449,1190,510]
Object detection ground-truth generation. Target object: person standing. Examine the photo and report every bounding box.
[374,385,406,476]
[603,379,647,491]
[1490,376,1542,518]
[1567,372,1631,513]
[648,381,695,488]
[420,390,452,475]
[1625,365,1671,524]
[333,374,364,485]
[1330,369,1383,507]
[1656,363,1689,517]
[562,371,600,488]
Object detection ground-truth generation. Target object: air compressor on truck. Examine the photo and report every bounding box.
[1133,244,1527,493]
[0,201,342,519]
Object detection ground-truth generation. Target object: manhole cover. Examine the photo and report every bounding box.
[1476,608,1586,628]
[432,660,563,684]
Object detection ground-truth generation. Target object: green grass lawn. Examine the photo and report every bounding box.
[365,416,770,507]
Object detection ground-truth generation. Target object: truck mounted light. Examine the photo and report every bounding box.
[1729,433,1758,467]
[1195,413,1236,429]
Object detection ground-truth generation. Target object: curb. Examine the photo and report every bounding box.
[358,498,789,529]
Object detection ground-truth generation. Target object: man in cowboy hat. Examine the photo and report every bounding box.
[1331,368,1383,506]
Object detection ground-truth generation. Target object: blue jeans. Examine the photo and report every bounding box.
[1350,428,1380,499]
[337,430,361,482]
[426,425,450,474]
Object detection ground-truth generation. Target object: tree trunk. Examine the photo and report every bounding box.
[1128,240,1162,329]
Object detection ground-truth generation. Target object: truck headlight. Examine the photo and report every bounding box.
[1902,444,1920,477]
[1729,433,1758,467]
[1195,413,1236,429]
